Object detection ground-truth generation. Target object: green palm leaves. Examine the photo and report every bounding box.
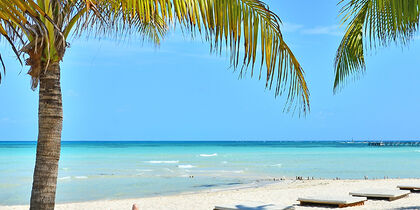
[334,0,420,92]
[0,0,309,112]
[163,0,310,112]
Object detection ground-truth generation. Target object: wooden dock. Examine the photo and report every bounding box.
[368,141,420,146]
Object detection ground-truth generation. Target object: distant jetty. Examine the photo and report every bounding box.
[368,141,420,146]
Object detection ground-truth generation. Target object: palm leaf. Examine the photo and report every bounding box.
[91,0,309,113]
[1,0,309,113]
[334,0,420,92]
[0,0,56,85]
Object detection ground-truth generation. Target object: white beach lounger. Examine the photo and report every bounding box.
[297,196,366,208]
[398,185,420,192]
[349,189,410,201]
[214,202,294,210]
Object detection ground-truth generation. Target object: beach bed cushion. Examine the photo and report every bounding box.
[349,189,410,201]
[214,202,294,210]
[398,185,420,191]
[297,196,366,208]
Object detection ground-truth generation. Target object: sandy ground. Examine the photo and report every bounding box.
[2,179,420,210]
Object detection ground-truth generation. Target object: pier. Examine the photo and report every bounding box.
[368,141,420,146]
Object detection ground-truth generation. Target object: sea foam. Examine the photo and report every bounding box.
[163,168,174,172]
[58,176,71,180]
[194,169,244,174]
[214,170,244,174]
[145,160,179,164]
[229,170,244,174]
[199,153,218,157]
[74,176,88,179]
[177,164,196,169]
[136,169,153,172]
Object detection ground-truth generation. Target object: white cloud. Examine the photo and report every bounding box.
[66,90,79,97]
[281,22,304,33]
[280,22,345,37]
[0,117,17,124]
[302,25,344,36]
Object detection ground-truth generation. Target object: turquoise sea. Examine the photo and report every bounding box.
[1,141,420,205]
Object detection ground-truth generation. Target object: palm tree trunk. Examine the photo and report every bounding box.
[30,62,63,210]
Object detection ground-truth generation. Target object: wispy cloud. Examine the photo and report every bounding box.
[317,111,334,120]
[302,25,344,36]
[281,22,345,37]
[281,22,304,33]
[0,117,17,124]
[65,90,79,97]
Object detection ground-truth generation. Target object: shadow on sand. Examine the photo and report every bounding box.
[392,207,420,210]
[231,204,274,210]
[222,204,295,210]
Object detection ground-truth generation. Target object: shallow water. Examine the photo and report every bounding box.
[1,141,419,205]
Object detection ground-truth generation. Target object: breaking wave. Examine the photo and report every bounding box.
[58,176,71,180]
[177,164,196,169]
[145,160,179,164]
[199,153,218,157]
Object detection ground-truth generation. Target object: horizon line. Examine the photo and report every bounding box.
[1,139,420,142]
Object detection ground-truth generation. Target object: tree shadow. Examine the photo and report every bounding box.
[226,204,295,210]
[392,207,420,210]
[298,203,338,209]
[233,204,274,210]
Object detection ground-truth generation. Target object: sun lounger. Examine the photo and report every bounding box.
[349,189,410,201]
[297,196,366,208]
[214,202,294,210]
[397,185,420,192]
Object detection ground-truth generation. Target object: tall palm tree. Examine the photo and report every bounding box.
[334,0,420,91]
[1,0,309,209]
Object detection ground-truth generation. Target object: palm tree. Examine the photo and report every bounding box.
[334,0,420,91]
[1,0,309,209]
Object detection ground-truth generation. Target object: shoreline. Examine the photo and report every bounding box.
[3,178,420,210]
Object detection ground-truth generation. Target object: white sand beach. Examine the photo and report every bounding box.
[3,178,420,210]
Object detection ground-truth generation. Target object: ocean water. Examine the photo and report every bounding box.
[1,141,420,205]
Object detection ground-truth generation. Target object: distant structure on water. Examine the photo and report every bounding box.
[368,141,420,147]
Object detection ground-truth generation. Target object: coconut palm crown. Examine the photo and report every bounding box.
[1,0,310,109]
[1,0,309,209]
[334,0,420,92]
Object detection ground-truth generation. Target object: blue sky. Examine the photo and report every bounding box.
[1,0,419,141]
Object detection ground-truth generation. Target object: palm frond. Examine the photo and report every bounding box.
[1,0,309,113]
[91,0,309,113]
[77,0,168,44]
[0,0,58,87]
[334,0,420,92]
[0,54,5,83]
